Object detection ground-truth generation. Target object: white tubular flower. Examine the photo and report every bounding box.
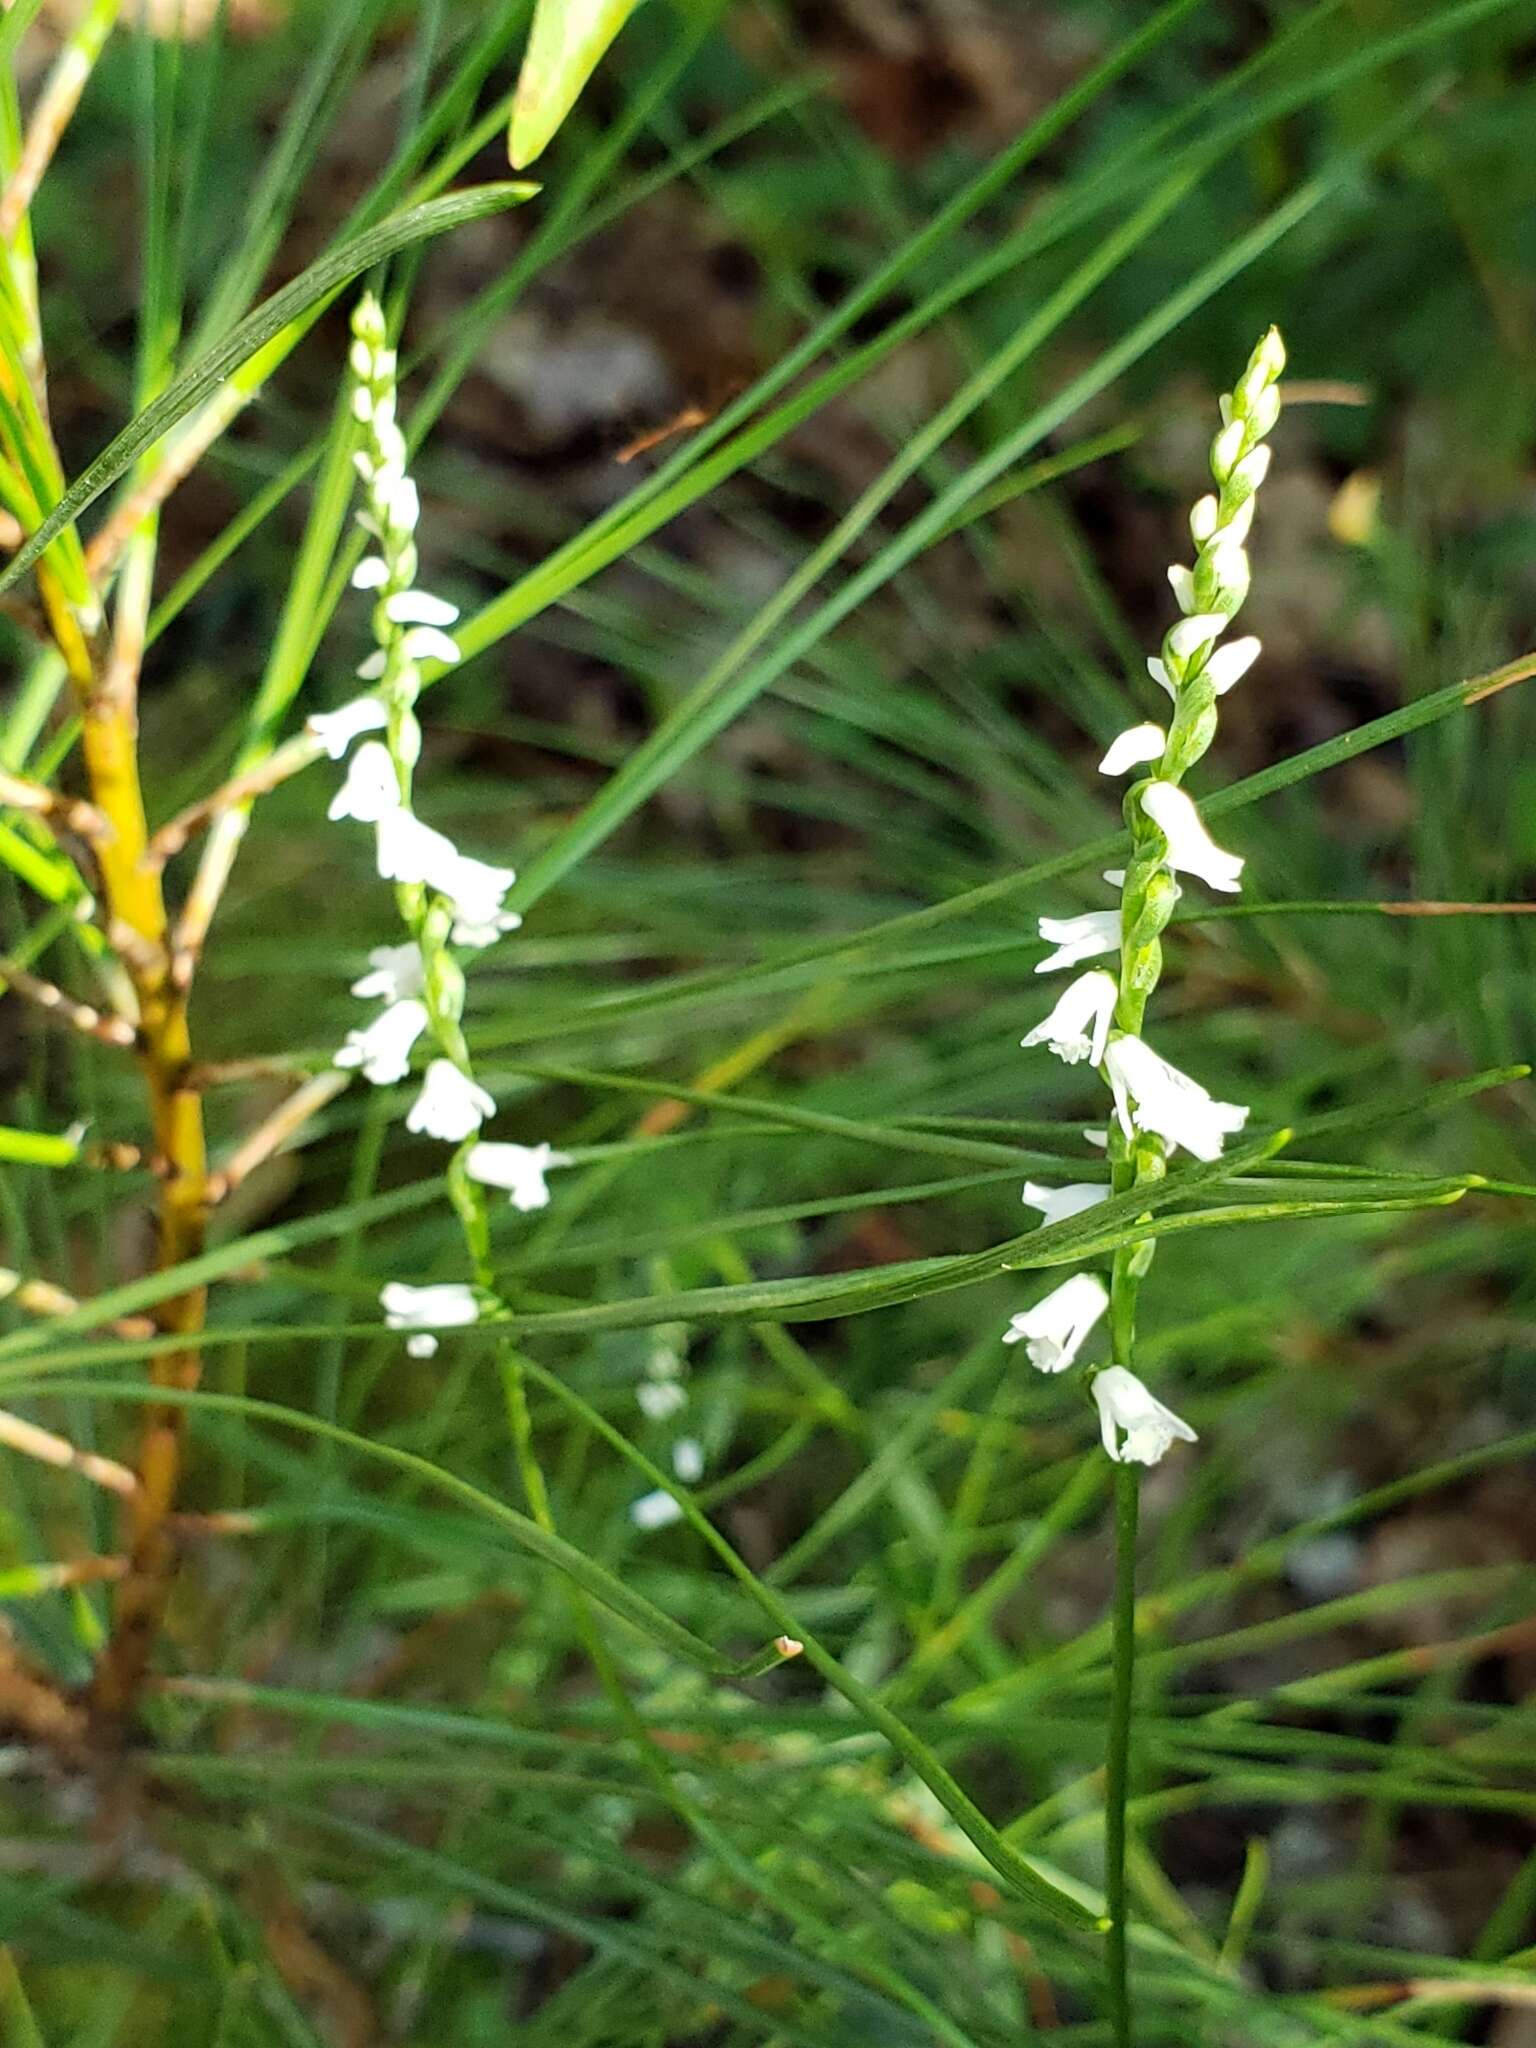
[464,1139,571,1212]
[1099,724,1166,776]
[352,555,388,590]
[373,808,460,887]
[356,650,388,682]
[400,625,461,666]
[406,1059,495,1141]
[1139,781,1244,893]
[328,740,400,824]
[1003,1272,1108,1373]
[631,1489,684,1531]
[334,996,429,1085]
[1021,969,1118,1067]
[1022,1181,1111,1227]
[380,1279,480,1359]
[308,696,387,760]
[384,590,459,628]
[1092,1365,1197,1465]
[380,474,419,537]
[451,906,524,948]
[350,942,425,1003]
[1035,910,1120,975]
[1166,612,1229,665]
[1103,1035,1248,1162]
[672,1437,705,1482]
[638,1381,687,1422]
[1204,635,1261,696]
[1167,564,1196,613]
[1146,657,1176,703]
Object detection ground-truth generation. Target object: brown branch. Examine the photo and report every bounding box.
[72,540,210,1733]
[0,766,110,843]
[170,806,249,989]
[0,1620,89,1755]
[0,1265,157,1343]
[0,1408,139,1497]
[0,955,137,1047]
[146,731,322,869]
[207,1070,349,1203]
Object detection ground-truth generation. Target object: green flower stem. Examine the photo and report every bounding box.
[1105,1456,1141,2048]
[1094,328,1284,2039]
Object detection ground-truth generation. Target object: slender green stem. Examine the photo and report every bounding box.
[1105,1457,1141,2047]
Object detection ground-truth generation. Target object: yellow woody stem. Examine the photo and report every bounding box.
[39,540,210,1727]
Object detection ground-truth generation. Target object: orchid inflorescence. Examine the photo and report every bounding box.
[315,292,570,1353]
[1006,328,1285,1464]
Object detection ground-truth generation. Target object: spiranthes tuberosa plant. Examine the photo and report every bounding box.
[325,292,568,1333]
[1013,328,1282,2040]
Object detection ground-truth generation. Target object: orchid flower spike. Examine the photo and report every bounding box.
[1103,1035,1249,1162]
[1092,1365,1197,1465]
[1002,1272,1108,1374]
[1022,1182,1111,1227]
[1035,910,1120,975]
[1021,969,1118,1067]
[1139,781,1245,893]
[380,1280,480,1359]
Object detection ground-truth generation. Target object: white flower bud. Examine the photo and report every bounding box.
[1099,723,1166,776]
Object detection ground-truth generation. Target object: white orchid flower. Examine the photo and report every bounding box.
[1092,1365,1197,1465]
[1035,910,1120,975]
[1139,781,1244,893]
[334,996,429,1086]
[380,1279,480,1359]
[328,740,400,823]
[350,942,425,1004]
[672,1438,705,1482]
[1099,724,1166,776]
[465,1139,571,1212]
[383,589,459,628]
[638,1381,687,1422]
[1021,969,1118,1067]
[373,809,460,887]
[405,1059,495,1141]
[399,625,461,666]
[308,696,387,760]
[630,1489,684,1531]
[1022,1181,1111,1227]
[1002,1272,1109,1374]
[1103,1035,1248,1162]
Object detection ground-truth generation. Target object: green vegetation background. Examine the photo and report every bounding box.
[2,1,1535,2041]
